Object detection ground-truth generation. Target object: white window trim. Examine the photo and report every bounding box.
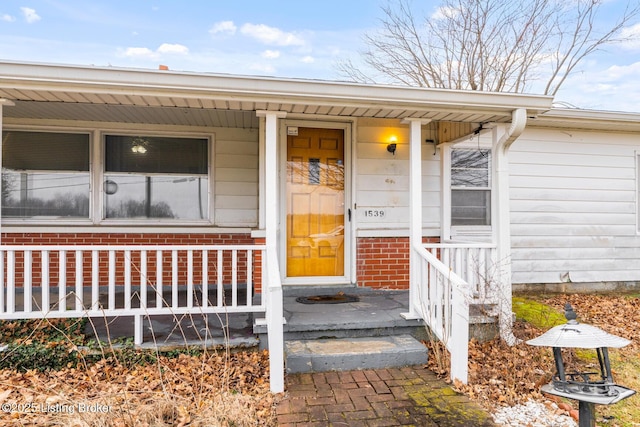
[98,130,215,226]
[1,127,94,226]
[441,141,493,242]
[1,125,216,226]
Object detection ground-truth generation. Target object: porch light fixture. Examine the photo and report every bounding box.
[527,303,635,427]
[387,136,397,155]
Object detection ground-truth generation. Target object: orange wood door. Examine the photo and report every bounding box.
[287,127,345,277]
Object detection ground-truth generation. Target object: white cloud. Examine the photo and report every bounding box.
[1,14,15,22]
[555,61,640,112]
[157,43,189,55]
[20,7,40,23]
[431,6,459,20]
[301,56,315,64]
[240,23,304,46]
[210,20,237,35]
[261,49,280,59]
[619,23,640,50]
[123,43,189,60]
[124,47,157,59]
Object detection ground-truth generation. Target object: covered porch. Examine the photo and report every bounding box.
[0,61,553,392]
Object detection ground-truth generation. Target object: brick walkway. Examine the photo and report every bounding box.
[276,366,496,426]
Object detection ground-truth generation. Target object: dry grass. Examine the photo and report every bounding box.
[0,316,279,427]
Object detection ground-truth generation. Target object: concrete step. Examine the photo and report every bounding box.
[285,334,429,373]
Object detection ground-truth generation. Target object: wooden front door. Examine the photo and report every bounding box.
[286,127,345,277]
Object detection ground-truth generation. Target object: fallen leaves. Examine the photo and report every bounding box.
[428,293,640,426]
[0,349,278,426]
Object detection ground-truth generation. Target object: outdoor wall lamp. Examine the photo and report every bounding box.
[387,136,397,155]
[527,303,635,427]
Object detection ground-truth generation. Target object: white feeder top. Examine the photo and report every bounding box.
[526,320,631,349]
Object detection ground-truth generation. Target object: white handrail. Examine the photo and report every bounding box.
[424,242,498,304]
[412,244,470,384]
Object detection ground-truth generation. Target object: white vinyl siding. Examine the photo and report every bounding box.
[354,118,441,235]
[214,128,259,227]
[509,127,640,284]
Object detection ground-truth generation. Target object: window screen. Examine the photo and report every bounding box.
[451,149,491,226]
[1,131,90,218]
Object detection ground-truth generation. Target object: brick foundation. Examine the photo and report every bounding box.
[356,236,439,289]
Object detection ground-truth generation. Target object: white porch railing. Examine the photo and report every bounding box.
[0,244,286,392]
[409,244,471,384]
[424,242,498,305]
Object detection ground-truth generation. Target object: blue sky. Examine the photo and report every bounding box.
[1,0,640,112]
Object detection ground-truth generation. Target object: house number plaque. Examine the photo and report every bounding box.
[363,209,386,218]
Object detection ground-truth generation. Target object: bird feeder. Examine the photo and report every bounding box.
[526,303,635,427]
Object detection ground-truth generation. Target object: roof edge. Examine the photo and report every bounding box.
[0,60,553,115]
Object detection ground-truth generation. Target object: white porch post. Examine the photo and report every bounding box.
[256,110,286,393]
[402,118,431,319]
[258,110,286,248]
[0,99,15,233]
[492,108,527,346]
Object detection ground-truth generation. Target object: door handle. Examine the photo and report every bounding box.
[348,208,352,222]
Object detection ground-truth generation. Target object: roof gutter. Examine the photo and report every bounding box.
[0,60,554,116]
[497,107,527,153]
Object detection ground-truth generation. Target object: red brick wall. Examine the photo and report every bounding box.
[356,236,440,289]
[1,233,262,291]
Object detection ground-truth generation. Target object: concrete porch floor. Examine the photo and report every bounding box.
[280,287,422,335]
[86,287,422,348]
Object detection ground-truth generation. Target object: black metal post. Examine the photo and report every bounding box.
[553,347,566,381]
[578,401,595,427]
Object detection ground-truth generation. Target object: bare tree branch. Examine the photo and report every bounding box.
[338,0,640,95]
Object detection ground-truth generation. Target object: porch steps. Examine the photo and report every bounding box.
[255,287,431,373]
[284,335,428,373]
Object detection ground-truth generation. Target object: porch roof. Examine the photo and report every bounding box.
[0,60,554,128]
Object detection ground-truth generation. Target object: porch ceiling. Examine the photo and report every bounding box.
[0,61,554,129]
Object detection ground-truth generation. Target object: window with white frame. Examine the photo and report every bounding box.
[103,135,209,220]
[1,131,90,218]
[450,148,491,226]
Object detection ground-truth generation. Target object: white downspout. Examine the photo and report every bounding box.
[492,108,527,346]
